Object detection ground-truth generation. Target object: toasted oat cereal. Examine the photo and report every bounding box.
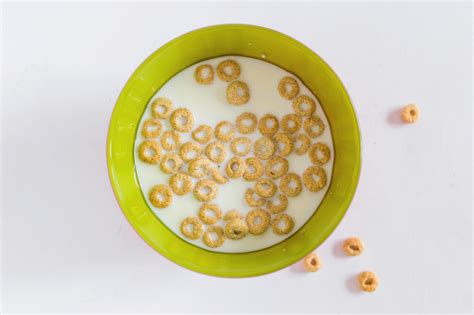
[304,253,321,272]
[151,97,173,119]
[203,225,225,248]
[292,95,316,117]
[209,167,229,184]
[281,114,301,134]
[258,114,279,137]
[245,188,266,207]
[235,112,258,134]
[266,194,288,214]
[226,156,246,179]
[170,108,194,133]
[246,209,271,235]
[224,210,244,221]
[343,237,365,256]
[169,172,192,195]
[138,140,162,164]
[293,133,311,155]
[179,141,202,162]
[243,157,264,181]
[358,271,379,292]
[279,173,302,197]
[141,118,162,138]
[308,142,331,165]
[225,219,249,240]
[180,217,203,240]
[230,137,251,157]
[255,178,277,198]
[149,184,172,208]
[205,141,227,163]
[160,153,183,174]
[274,132,293,157]
[271,213,294,235]
[193,179,218,202]
[401,104,419,123]
[254,137,276,160]
[265,156,289,179]
[160,130,182,151]
[192,124,213,144]
[217,59,241,82]
[198,203,222,225]
[302,166,327,192]
[278,77,300,100]
[304,116,325,138]
[188,158,211,178]
[194,64,214,84]
[226,81,250,105]
[215,121,235,142]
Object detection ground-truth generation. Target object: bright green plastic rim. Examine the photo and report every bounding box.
[107,24,361,278]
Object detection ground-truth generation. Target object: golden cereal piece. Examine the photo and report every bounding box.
[281,113,301,134]
[205,141,227,163]
[308,142,331,165]
[358,271,379,292]
[141,118,162,138]
[169,172,192,195]
[245,188,266,207]
[209,168,229,184]
[180,217,203,240]
[194,64,214,84]
[254,137,276,160]
[160,130,182,151]
[170,108,194,133]
[215,121,235,142]
[149,184,172,208]
[274,132,293,157]
[304,116,325,138]
[151,97,173,119]
[255,178,277,198]
[203,225,225,248]
[265,156,289,179]
[225,156,246,179]
[193,179,218,202]
[225,219,249,240]
[243,157,264,181]
[271,213,294,235]
[192,124,213,144]
[293,133,311,155]
[401,104,420,123]
[216,59,241,82]
[292,95,316,117]
[198,203,222,225]
[343,237,365,256]
[160,153,183,174]
[304,253,321,272]
[226,81,250,105]
[224,210,243,221]
[266,194,288,214]
[179,141,202,162]
[246,209,271,235]
[230,137,251,157]
[302,166,327,192]
[138,140,162,164]
[278,77,300,100]
[258,114,279,137]
[235,112,258,134]
[188,158,211,178]
[279,173,302,197]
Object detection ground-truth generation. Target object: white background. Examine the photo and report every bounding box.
[1,1,472,313]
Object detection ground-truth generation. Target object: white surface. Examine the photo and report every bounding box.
[1,2,472,313]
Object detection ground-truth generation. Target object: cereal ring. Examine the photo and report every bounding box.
[198,203,222,225]
[192,124,213,144]
[271,213,294,235]
[243,157,264,181]
[292,95,316,117]
[224,210,243,221]
[179,141,202,162]
[358,271,379,292]
[151,97,173,119]
[230,137,251,157]
[169,172,192,195]
[235,112,257,134]
[245,188,266,207]
[215,121,235,142]
[401,104,419,123]
[343,237,365,256]
[293,133,310,155]
[193,179,218,202]
[225,157,246,178]
[308,142,331,165]
[274,132,293,157]
[216,59,241,82]
[149,184,172,208]
[225,219,249,240]
[303,253,321,272]
[258,114,279,137]
[253,137,276,160]
[246,209,271,235]
[302,166,327,192]
[160,130,181,151]
[278,77,300,100]
[265,156,289,179]
[266,194,288,214]
[170,108,194,133]
[203,225,225,248]
[205,141,227,163]
[188,158,211,178]
[209,168,229,184]
[226,81,250,105]
[194,64,214,84]
[141,118,162,138]
[279,173,302,197]
[160,153,183,174]
[180,217,203,240]
[281,114,301,134]
[303,116,325,138]
[255,178,277,198]
[138,140,162,164]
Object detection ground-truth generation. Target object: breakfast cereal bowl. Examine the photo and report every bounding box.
[107,24,361,277]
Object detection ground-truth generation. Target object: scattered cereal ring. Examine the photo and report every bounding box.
[255,178,277,198]
[169,172,192,195]
[188,158,211,178]
[308,142,331,165]
[401,104,419,123]
[226,156,246,179]
[160,153,183,174]
[138,140,162,164]
[193,179,218,202]
[216,59,241,82]
[141,118,162,138]
[224,210,243,221]
[292,95,316,117]
[274,132,293,157]
[149,184,172,208]
[226,81,250,105]
[266,194,288,214]
[194,64,214,84]
[271,213,294,235]
[246,209,271,235]
[258,114,279,137]
[215,121,235,142]
[151,97,173,119]
[203,225,225,248]
[243,157,264,181]
[358,271,379,292]
[245,188,266,207]
[160,130,181,151]
[304,253,321,272]
[265,156,289,179]
[179,141,202,162]
[225,219,249,240]
[236,112,258,134]
[170,108,194,133]
[254,137,276,160]
[293,133,310,155]
[279,173,302,197]
[192,124,213,144]
[278,77,300,100]
[198,203,222,225]
[180,217,203,240]
[205,141,227,163]
[302,166,327,192]
[343,237,365,256]
[303,116,325,138]
[230,137,251,157]
[281,113,301,134]
[209,168,229,184]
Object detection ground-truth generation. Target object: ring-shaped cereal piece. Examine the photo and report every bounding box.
[225,156,246,179]
[304,115,325,138]
[304,253,321,272]
[258,114,279,137]
[149,184,172,208]
[224,210,243,221]
[226,81,250,105]
[141,118,162,138]
[235,112,258,134]
[180,217,203,240]
[243,157,264,181]
[160,153,183,174]
[205,141,227,163]
[192,124,213,144]
[160,130,181,151]
[151,97,173,119]
[216,59,241,82]
[225,219,249,240]
[193,179,218,202]
[169,172,193,195]
[265,156,289,179]
[209,168,229,184]
[308,142,331,165]
[358,271,379,292]
[198,203,222,225]
[401,104,419,123]
[170,108,194,133]
[246,209,271,235]
[293,133,311,155]
[292,95,316,117]
[343,237,365,256]
[281,113,301,134]
[255,178,277,198]
[279,173,302,197]
[194,64,214,84]
[179,141,202,162]
[271,213,295,235]
[254,137,276,160]
[138,140,162,164]
[302,166,327,192]
[278,76,300,100]
[230,137,251,157]
[266,194,288,214]
[203,225,225,248]
[215,121,235,142]
[245,188,266,207]
[188,158,211,178]
[274,132,293,157]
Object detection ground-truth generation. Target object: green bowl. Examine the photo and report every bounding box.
[107,24,361,278]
